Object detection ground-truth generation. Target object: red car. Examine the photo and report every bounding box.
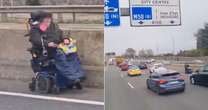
[118,62,125,68]
[120,63,129,71]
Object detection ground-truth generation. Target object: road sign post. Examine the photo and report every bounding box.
[104,0,120,27]
[129,0,181,27]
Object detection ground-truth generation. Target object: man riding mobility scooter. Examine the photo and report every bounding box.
[26,11,85,94]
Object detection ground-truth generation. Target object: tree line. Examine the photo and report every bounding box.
[178,23,208,57]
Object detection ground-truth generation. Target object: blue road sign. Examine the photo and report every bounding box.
[129,0,181,26]
[104,0,120,27]
[132,7,152,20]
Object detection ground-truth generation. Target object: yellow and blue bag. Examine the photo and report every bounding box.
[58,38,77,54]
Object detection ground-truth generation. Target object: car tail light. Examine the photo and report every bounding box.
[158,80,168,84]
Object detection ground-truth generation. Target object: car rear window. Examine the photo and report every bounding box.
[129,66,139,69]
[161,72,180,77]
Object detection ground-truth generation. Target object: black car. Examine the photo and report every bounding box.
[190,65,208,86]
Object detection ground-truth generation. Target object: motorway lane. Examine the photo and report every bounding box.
[0,79,104,110]
[0,95,103,110]
[105,66,150,110]
[105,65,208,110]
[0,79,103,102]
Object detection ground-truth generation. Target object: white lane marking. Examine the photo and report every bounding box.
[127,82,135,89]
[0,91,104,106]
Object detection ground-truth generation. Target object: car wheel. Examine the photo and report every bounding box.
[147,85,150,89]
[156,89,162,95]
[190,77,195,85]
[29,82,35,91]
[181,88,185,92]
[155,87,164,95]
[29,77,36,92]
[52,85,61,94]
[146,80,150,89]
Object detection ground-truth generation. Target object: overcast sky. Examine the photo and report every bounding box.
[105,0,208,55]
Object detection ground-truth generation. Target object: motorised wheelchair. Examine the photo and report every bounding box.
[28,48,71,94]
[26,12,76,94]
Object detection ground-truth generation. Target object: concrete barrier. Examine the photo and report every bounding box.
[0,5,104,24]
[149,56,208,64]
[166,64,203,74]
[0,0,103,6]
[0,23,104,88]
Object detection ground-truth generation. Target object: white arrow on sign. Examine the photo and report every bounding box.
[105,20,112,25]
[105,0,109,5]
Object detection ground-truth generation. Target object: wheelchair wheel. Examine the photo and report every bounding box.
[52,85,60,94]
[29,77,36,91]
[36,74,52,94]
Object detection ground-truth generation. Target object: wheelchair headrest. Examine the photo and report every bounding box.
[30,11,52,23]
[30,11,43,22]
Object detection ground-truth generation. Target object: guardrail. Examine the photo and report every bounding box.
[0,5,104,23]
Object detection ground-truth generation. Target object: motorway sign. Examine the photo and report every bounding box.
[104,0,120,27]
[129,0,181,27]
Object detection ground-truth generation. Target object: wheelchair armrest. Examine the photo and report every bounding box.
[27,48,32,52]
[27,48,38,58]
[49,59,55,64]
[24,33,30,37]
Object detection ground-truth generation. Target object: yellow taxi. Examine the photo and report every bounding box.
[127,65,142,76]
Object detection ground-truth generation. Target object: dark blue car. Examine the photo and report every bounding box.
[138,62,148,70]
[146,71,185,94]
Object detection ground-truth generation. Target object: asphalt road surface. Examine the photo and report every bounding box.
[0,79,103,110]
[0,95,103,110]
[105,65,208,110]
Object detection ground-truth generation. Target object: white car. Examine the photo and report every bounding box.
[150,59,156,63]
[108,58,115,65]
[149,63,165,73]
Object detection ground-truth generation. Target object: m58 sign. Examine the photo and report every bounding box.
[129,0,181,27]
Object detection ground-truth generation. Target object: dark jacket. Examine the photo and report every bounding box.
[29,22,66,56]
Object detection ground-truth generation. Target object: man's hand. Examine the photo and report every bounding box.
[48,42,57,47]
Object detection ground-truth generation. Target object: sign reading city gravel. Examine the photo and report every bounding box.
[129,0,181,26]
